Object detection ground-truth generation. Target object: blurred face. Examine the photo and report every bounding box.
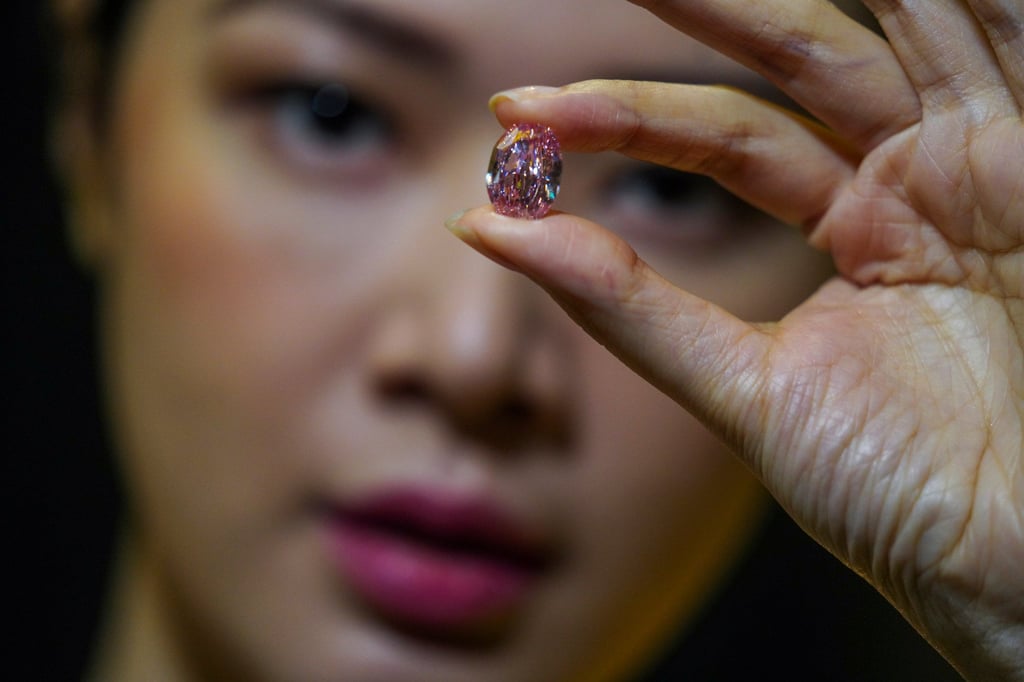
[75,0,833,680]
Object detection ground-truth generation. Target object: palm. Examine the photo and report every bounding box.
[829,116,1023,291]
[768,282,1023,621]
[759,107,1024,658]
[454,0,1024,677]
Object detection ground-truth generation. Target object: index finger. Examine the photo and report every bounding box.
[629,0,920,150]
[489,81,858,234]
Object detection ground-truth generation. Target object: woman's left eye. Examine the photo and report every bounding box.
[596,163,756,249]
[247,81,398,179]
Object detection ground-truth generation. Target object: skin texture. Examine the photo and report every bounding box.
[53,0,842,680]
[451,0,1024,679]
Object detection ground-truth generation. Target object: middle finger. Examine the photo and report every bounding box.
[628,0,920,149]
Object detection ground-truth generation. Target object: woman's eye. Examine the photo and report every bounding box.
[598,164,754,247]
[251,82,397,177]
[280,83,390,149]
[610,165,706,209]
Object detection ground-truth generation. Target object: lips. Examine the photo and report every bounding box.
[325,487,551,631]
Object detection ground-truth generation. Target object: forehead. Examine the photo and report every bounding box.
[380,0,742,80]
[191,0,753,87]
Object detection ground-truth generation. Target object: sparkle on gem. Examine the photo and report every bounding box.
[485,124,562,219]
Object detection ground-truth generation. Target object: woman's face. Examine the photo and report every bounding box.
[75,0,833,680]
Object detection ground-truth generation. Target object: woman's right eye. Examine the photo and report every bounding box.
[248,82,398,179]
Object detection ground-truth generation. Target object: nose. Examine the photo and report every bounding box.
[368,219,571,449]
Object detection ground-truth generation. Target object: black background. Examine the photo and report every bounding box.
[6,3,119,680]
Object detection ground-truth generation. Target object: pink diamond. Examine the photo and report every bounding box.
[485,124,562,219]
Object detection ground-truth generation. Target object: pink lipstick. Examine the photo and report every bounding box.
[325,487,550,630]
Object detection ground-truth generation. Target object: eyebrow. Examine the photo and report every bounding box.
[209,0,457,70]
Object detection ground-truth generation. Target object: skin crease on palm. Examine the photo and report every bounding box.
[449,0,1024,680]
[53,0,853,681]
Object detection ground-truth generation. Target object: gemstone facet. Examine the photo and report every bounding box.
[485,124,562,219]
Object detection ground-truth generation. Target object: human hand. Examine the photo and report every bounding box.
[447,1,1024,679]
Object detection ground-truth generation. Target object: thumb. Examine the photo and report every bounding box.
[446,206,772,447]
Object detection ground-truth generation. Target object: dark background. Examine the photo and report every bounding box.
[4,2,960,680]
[6,2,120,680]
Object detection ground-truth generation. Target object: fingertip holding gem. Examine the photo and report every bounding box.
[485,123,562,220]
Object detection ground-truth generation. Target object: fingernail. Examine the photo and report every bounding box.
[488,85,562,112]
[445,209,522,272]
[444,209,471,239]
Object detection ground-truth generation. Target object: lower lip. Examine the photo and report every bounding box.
[327,518,536,629]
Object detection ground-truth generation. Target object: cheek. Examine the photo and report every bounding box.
[578,347,750,548]
[108,101,410,412]
[102,102,406,529]
[652,221,833,320]
[102,148,304,540]
[571,341,763,583]
[110,143,311,429]
[549,341,764,667]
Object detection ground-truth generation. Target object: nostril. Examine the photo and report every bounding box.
[375,374,433,408]
[495,397,537,429]
[377,373,537,427]
[375,370,554,446]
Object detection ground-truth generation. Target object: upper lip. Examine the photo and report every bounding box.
[329,486,554,569]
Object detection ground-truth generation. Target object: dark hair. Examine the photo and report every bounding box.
[90,0,137,124]
[93,0,135,57]
[95,0,133,45]
[46,0,140,128]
